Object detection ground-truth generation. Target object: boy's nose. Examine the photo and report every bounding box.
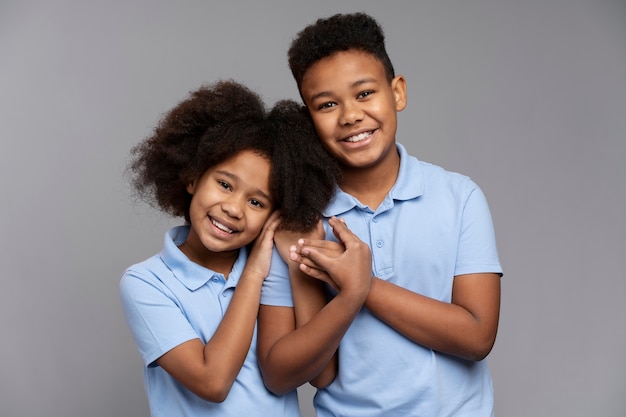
[339,102,364,125]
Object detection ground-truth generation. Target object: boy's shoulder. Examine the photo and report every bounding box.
[399,144,474,188]
[419,159,471,183]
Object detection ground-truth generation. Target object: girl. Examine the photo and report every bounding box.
[120,80,339,417]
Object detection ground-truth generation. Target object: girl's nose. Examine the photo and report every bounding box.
[221,197,243,219]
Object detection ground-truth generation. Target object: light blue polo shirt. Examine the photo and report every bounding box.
[262,143,502,417]
[120,226,300,417]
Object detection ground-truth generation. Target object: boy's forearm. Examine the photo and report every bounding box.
[365,274,501,361]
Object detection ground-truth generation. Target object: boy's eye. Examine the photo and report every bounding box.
[357,90,373,99]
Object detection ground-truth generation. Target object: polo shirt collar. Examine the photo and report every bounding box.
[159,225,247,291]
[324,143,424,217]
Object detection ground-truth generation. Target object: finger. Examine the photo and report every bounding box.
[289,250,323,270]
[255,212,281,247]
[265,211,282,230]
[298,264,339,291]
[295,238,343,251]
[289,246,323,266]
[258,211,280,236]
[328,216,360,247]
[292,241,344,257]
[313,219,325,239]
[294,245,333,272]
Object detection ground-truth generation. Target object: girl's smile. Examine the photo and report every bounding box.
[180,150,274,271]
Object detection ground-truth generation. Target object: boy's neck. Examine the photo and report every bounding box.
[339,152,400,210]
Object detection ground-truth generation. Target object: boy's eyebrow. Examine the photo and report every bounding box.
[309,78,379,102]
[216,170,272,202]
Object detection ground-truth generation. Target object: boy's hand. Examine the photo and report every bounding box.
[290,217,372,297]
[245,211,281,281]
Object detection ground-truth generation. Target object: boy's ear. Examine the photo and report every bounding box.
[391,75,407,112]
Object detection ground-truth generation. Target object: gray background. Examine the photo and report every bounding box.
[1,0,624,416]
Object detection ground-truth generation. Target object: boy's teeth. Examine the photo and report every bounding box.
[345,131,372,142]
[212,219,234,233]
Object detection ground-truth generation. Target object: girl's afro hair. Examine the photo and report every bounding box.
[266,99,341,232]
[128,80,269,222]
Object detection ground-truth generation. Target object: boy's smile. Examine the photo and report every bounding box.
[300,50,407,172]
[180,150,274,271]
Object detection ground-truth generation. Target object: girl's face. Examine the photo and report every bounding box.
[182,150,274,268]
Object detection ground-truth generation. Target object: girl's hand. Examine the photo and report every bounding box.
[244,211,281,281]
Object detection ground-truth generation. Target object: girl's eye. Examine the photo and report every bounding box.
[249,199,263,208]
[318,101,336,110]
[357,90,373,99]
[218,181,231,191]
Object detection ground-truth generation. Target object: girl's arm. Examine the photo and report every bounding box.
[292,216,501,362]
[157,212,280,402]
[257,223,370,395]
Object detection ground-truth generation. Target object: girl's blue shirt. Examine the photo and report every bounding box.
[120,225,300,417]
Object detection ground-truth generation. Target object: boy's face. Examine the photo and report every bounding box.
[184,150,274,261]
[300,50,407,170]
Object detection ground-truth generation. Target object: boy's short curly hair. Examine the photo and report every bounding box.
[288,12,395,89]
[128,80,340,232]
[267,100,341,232]
[129,80,270,223]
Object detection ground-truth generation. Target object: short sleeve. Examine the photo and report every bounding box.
[119,270,199,367]
[260,247,294,307]
[454,181,503,277]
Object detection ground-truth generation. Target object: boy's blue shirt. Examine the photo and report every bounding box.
[262,143,502,417]
[120,225,300,417]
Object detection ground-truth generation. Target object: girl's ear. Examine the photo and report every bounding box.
[391,75,407,112]
[186,181,196,195]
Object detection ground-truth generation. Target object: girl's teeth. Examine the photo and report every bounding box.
[212,219,233,233]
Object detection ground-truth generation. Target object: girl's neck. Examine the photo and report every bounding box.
[178,241,238,279]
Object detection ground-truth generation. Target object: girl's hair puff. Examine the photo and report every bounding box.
[267,100,341,232]
[128,80,270,222]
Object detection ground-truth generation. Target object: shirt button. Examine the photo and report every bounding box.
[376,240,383,248]
[372,216,378,223]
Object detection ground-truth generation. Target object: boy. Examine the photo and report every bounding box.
[258,12,503,417]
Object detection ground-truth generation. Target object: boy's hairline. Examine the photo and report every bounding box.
[295,47,395,95]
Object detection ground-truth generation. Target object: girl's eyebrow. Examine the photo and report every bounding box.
[215,170,272,202]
